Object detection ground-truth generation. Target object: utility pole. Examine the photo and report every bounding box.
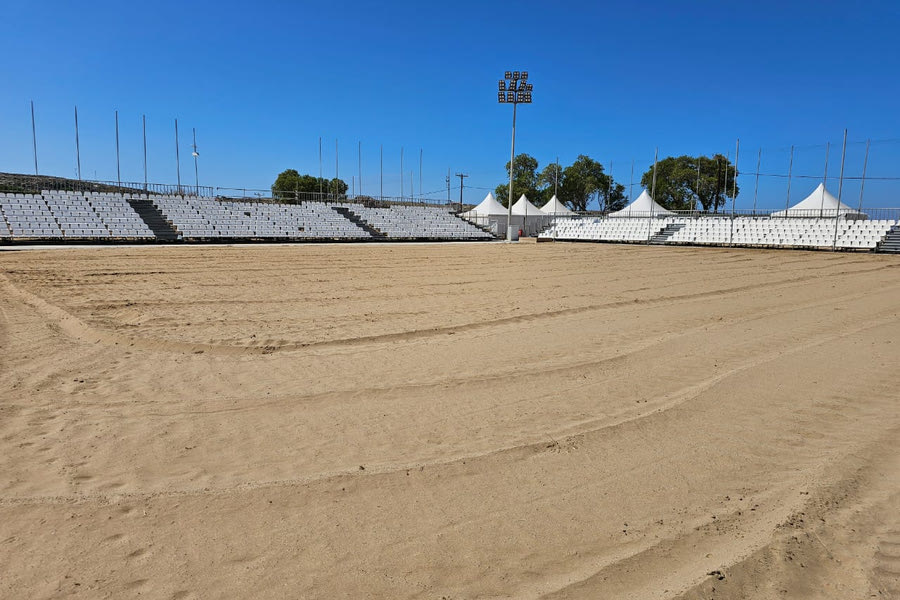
[446,168,451,207]
[455,172,468,213]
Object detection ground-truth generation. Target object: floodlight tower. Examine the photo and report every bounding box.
[498,70,533,241]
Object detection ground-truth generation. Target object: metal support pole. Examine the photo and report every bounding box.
[629,159,634,204]
[142,115,148,191]
[30,100,39,175]
[75,105,82,180]
[857,139,870,214]
[319,136,323,198]
[115,111,121,188]
[833,129,848,250]
[606,160,613,211]
[507,102,517,241]
[192,128,199,195]
[380,145,383,201]
[335,139,338,199]
[419,149,423,202]
[647,148,658,243]
[730,139,739,246]
[819,142,830,218]
[752,147,761,214]
[785,145,794,212]
[175,118,181,191]
[555,156,559,197]
[358,140,362,197]
[400,147,404,200]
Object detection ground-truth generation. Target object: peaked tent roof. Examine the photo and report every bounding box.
[608,189,675,216]
[771,183,863,217]
[540,194,574,215]
[511,194,544,216]
[463,192,508,216]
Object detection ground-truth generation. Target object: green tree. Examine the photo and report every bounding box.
[272,169,347,202]
[640,154,738,212]
[559,155,625,212]
[538,162,564,200]
[494,154,543,207]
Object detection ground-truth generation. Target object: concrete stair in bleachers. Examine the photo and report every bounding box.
[128,199,180,241]
[650,222,684,244]
[876,225,900,253]
[332,206,386,238]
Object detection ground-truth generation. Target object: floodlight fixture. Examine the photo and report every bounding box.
[497,70,534,241]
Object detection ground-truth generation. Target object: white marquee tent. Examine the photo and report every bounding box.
[461,192,507,217]
[609,189,675,217]
[771,183,865,218]
[511,194,544,216]
[460,192,509,235]
[540,194,574,216]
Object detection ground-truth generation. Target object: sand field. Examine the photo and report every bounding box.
[1,242,899,598]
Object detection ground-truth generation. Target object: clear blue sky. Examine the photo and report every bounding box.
[2,0,899,209]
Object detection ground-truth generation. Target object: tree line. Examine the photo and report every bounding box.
[498,153,738,213]
[272,169,348,201]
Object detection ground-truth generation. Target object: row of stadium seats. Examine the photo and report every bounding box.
[347,205,492,239]
[539,216,899,250]
[0,191,493,242]
[0,191,154,238]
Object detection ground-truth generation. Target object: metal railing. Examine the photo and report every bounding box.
[0,173,214,197]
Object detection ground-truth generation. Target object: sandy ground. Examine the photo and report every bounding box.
[0,242,899,599]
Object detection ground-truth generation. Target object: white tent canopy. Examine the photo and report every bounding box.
[540,194,574,215]
[511,194,544,216]
[771,183,864,218]
[462,192,507,217]
[609,189,674,217]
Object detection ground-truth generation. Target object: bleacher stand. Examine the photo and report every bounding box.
[349,205,493,239]
[84,192,155,238]
[540,217,670,242]
[151,196,371,239]
[44,191,110,238]
[0,192,64,238]
[540,215,899,249]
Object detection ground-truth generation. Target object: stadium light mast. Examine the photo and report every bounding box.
[498,70,533,241]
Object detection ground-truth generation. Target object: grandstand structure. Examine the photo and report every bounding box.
[1,187,898,252]
[0,190,494,243]
[539,214,900,252]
